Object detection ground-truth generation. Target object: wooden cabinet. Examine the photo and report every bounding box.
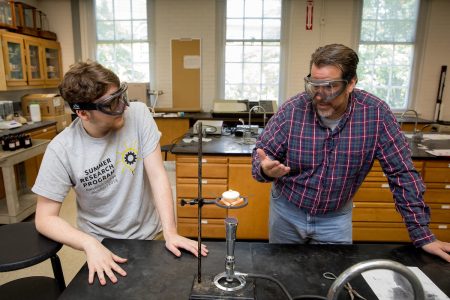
[154,118,189,161]
[0,31,62,90]
[176,154,449,242]
[176,155,228,238]
[228,156,271,239]
[0,31,27,87]
[353,160,450,242]
[24,124,57,187]
[422,161,450,242]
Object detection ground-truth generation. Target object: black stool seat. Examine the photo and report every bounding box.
[0,276,61,300]
[0,221,66,296]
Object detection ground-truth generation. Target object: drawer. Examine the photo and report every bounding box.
[177,218,226,238]
[177,198,227,218]
[176,178,227,198]
[353,222,450,242]
[176,156,228,178]
[353,184,392,202]
[423,164,450,183]
[353,202,450,223]
[424,183,450,203]
[353,222,410,242]
[364,162,423,182]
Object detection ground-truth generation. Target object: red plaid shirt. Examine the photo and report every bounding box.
[252,89,434,247]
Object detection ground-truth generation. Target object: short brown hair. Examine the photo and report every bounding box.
[310,44,359,81]
[58,61,120,104]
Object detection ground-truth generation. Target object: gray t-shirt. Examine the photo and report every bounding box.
[32,102,162,240]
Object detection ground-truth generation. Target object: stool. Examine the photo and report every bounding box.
[0,221,66,300]
[161,144,174,161]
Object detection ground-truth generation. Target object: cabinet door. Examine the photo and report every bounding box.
[43,40,62,86]
[155,118,189,161]
[228,157,271,239]
[1,33,27,86]
[24,125,57,187]
[24,37,45,85]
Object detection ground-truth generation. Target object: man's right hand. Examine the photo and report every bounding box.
[83,237,128,285]
[256,148,290,178]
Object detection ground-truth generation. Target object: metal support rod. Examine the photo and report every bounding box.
[197,122,203,283]
[434,65,447,122]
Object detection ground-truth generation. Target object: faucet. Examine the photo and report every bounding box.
[327,259,425,300]
[248,105,267,136]
[400,109,422,142]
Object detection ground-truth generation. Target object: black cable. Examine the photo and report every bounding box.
[246,273,293,300]
[245,273,327,300]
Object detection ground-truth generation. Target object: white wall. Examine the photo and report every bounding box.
[39,0,450,120]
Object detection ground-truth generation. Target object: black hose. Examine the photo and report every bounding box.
[246,273,293,300]
[245,273,327,300]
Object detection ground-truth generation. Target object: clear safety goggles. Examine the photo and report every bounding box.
[304,76,348,103]
[70,83,129,115]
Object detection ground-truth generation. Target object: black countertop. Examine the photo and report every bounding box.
[171,130,450,160]
[59,240,449,300]
[0,120,57,138]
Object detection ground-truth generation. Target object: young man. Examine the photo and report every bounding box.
[33,61,208,285]
[252,44,450,262]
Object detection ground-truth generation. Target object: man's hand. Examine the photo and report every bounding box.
[83,237,128,285]
[257,148,290,178]
[164,232,208,257]
[422,240,450,262]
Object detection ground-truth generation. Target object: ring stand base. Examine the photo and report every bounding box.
[189,275,255,300]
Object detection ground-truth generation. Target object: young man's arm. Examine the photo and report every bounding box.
[35,196,128,285]
[143,144,208,257]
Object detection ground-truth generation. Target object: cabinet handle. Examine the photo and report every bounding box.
[445,185,450,189]
[441,205,450,209]
[381,183,389,188]
[201,180,207,184]
[43,128,48,132]
[438,225,448,229]
[202,158,207,163]
[201,220,208,224]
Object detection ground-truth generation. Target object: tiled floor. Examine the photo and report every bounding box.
[0,189,86,286]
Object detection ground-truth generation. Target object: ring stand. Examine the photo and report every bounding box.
[214,197,249,209]
[186,122,255,300]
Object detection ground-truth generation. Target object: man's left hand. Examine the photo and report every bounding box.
[164,233,209,257]
[422,240,450,262]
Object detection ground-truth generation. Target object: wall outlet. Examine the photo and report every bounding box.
[149,90,164,95]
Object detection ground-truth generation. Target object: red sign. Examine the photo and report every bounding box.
[306,0,313,30]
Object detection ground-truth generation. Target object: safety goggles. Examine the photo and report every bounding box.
[70,83,129,115]
[304,75,348,103]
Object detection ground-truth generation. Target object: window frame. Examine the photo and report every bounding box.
[356,0,427,112]
[217,0,288,104]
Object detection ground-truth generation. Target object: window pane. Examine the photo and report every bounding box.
[97,44,114,62]
[243,44,261,62]
[227,19,244,39]
[224,0,282,101]
[97,21,115,40]
[264,0,281,18]
[244,19,262,40]
[115,21,132,40]
[227,0,244,18]
[114,0,131,20]
[262,44,280,62]
[225,63,243,84]
[132,21,147,40]
[132,43,149,62]
[132,0,147,19]
[226,43,243,62]
[245,0,262,18]
[263,19,280,39]
[96,0,113,20]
